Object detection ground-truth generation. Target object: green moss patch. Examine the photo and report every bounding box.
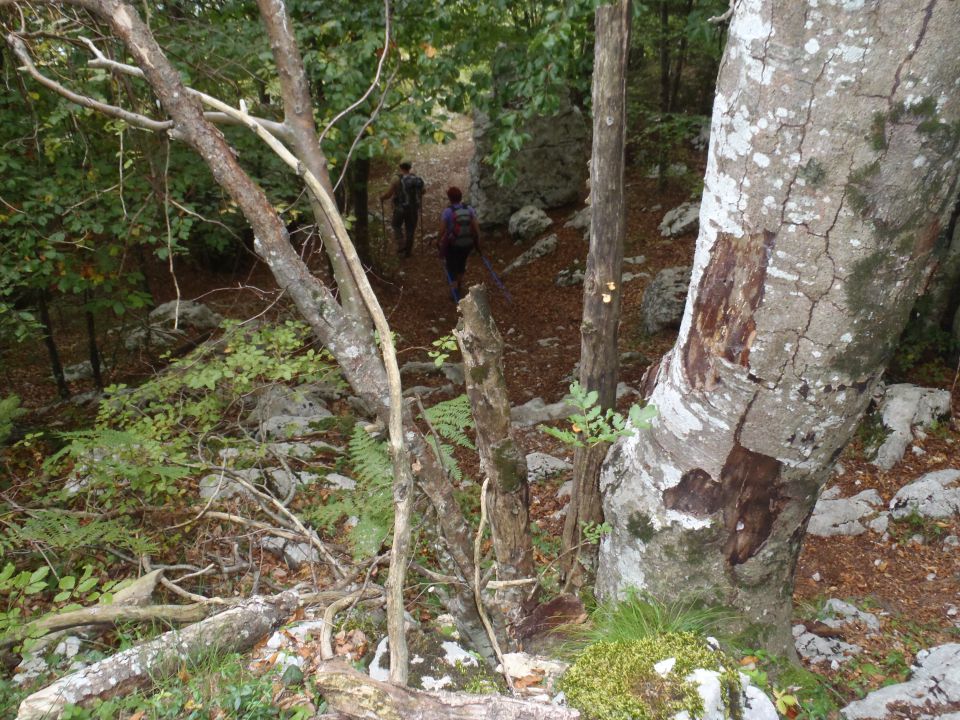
[558,632,741,720]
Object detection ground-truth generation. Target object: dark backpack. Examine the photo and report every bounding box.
[398,174,424,210]
[447,205,475,249]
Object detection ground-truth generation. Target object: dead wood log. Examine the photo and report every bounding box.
[454,286,535,640]
[16,592,299,720]
[313,659,581,720]
[2,601,215,650]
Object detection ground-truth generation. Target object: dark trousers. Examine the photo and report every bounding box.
[392,206,418,256]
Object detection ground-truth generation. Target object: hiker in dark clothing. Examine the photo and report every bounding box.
[380,161,425,257]
[438,186,480,300]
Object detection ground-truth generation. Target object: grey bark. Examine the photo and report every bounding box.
[598,0,960,654]
[561,0,631,584]
[454,286,534,642]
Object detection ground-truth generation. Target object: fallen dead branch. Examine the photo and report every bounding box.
[313,659,581,720]
[13,588,384,720]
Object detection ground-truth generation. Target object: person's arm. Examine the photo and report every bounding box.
[379,179,397,203]
[470,214,481,254]
[437,209,449,257]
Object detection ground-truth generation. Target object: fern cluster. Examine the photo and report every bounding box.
[0,511,158,558]
[305,423,394,560]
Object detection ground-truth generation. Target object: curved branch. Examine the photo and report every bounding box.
[6,33,172,132]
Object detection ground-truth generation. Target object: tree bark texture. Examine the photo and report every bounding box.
[16,592,298,720]
[598,0,960,653]
[454,285,534,643]
[313,659,580,720]
[562,0,631,582]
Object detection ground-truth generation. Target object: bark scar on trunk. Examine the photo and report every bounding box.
[684,231,775,389]
[662,468,723,517]
[720,443,784,565]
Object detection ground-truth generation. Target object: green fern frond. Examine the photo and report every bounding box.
[347,423,392,487]
[0,511,158,557]
[425,436,465,483]
[421,394,475,449]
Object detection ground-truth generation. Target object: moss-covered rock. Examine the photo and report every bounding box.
[557,632,741,720]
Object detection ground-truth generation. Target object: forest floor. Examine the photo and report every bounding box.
[3,114,959,715]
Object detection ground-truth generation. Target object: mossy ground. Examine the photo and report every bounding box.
[558,632,741,720]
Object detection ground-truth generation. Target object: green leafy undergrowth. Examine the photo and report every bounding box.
[0,563,123,651]
[740,649,842,720]
[45,319,343,510]
[558,633,741,720]
[541,381,656,448]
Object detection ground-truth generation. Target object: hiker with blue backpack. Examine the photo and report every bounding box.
[380,161,425,258]
[437,186,480,300]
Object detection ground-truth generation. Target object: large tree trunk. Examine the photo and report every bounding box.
[561,0,631,584]
[598,0,960,654]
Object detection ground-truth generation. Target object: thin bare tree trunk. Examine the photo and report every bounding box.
[37,290,69,399]
[561,0,631,586]
[454,286,534,642]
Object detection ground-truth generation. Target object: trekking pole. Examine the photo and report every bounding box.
[419,204,424,249]
[379,200,387,245]
[480,254,512,304]
[441,261,460,303]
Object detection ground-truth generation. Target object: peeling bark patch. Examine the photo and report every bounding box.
[683,231,774,388]
[663,469,723,518]
[720,444,784,565]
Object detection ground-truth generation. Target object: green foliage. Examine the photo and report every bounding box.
[541,381,656,448]
[305,423,393,559]
[0,394,25,444]
[421,394,475,450]
[47,320,340,508]
[0,562,121,650]
[739,648,842,719]
[428,335,458,367]
[579,520,612,545]
[558,633,741,720]
[0,511,158,559]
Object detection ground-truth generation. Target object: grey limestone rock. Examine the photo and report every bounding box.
[640,266,692,335]
[872,384,952,470]
[842,643,960,719]
[508,205,553,241]
[793,624,862,666]
[469,105,588,226]
[658,201,700,237]
[889,469,960,520]
[526,452,572,483]
[502,234,559,275]
[510,397,577,427]
[807,489,884,537]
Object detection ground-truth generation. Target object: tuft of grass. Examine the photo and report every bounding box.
[557,590,739,660]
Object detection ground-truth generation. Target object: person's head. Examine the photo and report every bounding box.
[399,161,412,173]
[446,186,463,203]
